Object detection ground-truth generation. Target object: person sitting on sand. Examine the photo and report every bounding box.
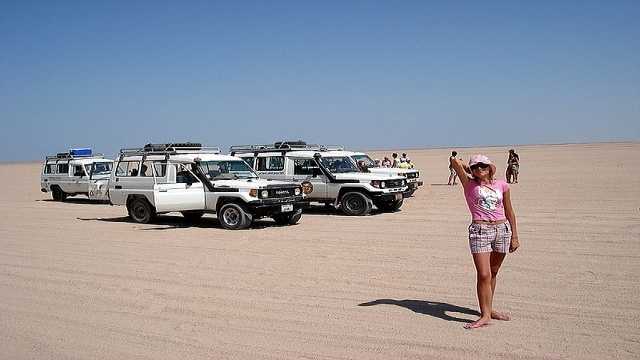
[506,149,520,184]
[450,154,520,329]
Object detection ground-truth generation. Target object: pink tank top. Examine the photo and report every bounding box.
[464,179,509,221]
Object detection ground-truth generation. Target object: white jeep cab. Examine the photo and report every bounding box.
[348,152,424,197]
[107,143,305,230]
[231,142,408,216]
[41,148,114,201]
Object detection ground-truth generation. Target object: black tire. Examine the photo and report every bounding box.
[181,210,205,222]
[273,209,302,226]
[375,197,404,212]
[51,186,67,201]
[127,198,156,224]
[340,192,373,216]
[217,203,252,230]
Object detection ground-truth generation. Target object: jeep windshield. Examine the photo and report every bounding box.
[351,155,377,168]
[319,156,359,174]
[198,160,258,180]
[87,162,112,175]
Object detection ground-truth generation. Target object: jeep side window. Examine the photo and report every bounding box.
[74,165,85,177]
[57,163,69,174]
[256,156,284,171]
[294,159,319,175]
[176,164,198,184]
[241,157,255,169]
[153,161,167,177]
[44,164,54,174]
[115,161,139,177]
[140,161,153,177]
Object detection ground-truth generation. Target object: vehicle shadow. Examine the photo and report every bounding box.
[430,183,458,186]
[37,198,109,205]
[76,215,281,230]
[302,205,401,216]
[358,299,479,323]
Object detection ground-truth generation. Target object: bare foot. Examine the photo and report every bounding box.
[464,318,491,329]
[491,310,511,321]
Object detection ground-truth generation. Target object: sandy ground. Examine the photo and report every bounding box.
[0,142,639,359]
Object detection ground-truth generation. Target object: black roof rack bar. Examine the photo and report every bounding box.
[230,143,344,154]
[45,153,105,161]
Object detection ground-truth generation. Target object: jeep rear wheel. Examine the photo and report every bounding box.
[127,198,156,224]
[340,192,373,216]
[375,198,404,212]
[181,210,205,222]
[217,203,252,230]
[51,186,67,201]
[273,209,302,226]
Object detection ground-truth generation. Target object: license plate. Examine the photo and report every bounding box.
[394,193,402,201]
[281,204,294,212]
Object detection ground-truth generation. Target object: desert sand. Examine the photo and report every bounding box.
[1,142,639,359]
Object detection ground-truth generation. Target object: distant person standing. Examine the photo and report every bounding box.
[448,151,459,185]
[392,153,399,168]
[506,149,520,184]
[382,157,392,168]
[450,154,520,329]
[400,152,409,163]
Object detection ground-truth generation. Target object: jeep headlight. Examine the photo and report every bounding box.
[261,190,269,198]
[371,180,380,188]
[294,187,301,196]
[380,181,386,188]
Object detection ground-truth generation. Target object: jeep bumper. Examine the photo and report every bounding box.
[247,196,307,218]
[371,191,404,202]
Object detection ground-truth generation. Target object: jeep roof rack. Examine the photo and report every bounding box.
[230,141,344,155]
[45,148,105,162]
[119,142,221,157]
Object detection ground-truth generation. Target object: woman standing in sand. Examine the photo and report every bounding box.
[450,154,520,329]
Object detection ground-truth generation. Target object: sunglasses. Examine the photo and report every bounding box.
[470,163,490,171]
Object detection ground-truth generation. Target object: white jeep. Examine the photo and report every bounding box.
[41,148,114,201]
[347,152,424,197]
[231,142,408,216]
[107,143,305,230]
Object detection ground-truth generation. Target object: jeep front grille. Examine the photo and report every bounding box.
[386,179,405,188]
[267,188,296,198]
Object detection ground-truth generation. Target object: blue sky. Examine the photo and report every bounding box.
[1,1,638,161]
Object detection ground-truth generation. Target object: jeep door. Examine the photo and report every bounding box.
[291,158,327,199]
[154,163,205,212]
[70,163,89,193]
[110,159,146,205]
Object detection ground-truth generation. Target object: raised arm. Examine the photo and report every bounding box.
[503,189,520,252]
[450,157,470,187]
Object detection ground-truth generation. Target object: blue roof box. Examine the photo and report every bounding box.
[69,148,92,157]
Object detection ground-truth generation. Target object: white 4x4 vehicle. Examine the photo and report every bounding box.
[231,142,408,216]
[348,152,424,197]
[41,148,114,201]
[107,143,305,230]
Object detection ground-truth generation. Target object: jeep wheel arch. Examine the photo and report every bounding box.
[126,195,156,224]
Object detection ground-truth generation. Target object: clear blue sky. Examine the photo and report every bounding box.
[1,0,638,161]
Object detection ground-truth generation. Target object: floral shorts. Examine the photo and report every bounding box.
[468,222,512,253]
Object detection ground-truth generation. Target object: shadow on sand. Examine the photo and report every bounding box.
[37,198,109,205]
[358,299,479,323]
[302,205,401,217]
[77,214,283,231]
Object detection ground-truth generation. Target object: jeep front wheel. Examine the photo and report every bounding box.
[340,192,373,216]
[127,198,156,224]
[217,203,252,230]
[273,209,302,226]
